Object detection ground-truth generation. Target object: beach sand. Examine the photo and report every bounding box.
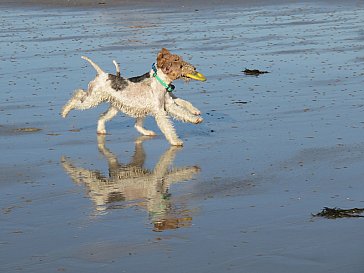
[1,1,364,272]
[1,0,302,7]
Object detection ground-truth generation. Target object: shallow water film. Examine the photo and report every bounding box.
[1,1,364,272]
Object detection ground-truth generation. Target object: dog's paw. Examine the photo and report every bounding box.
[135,124,157,136]
[61,107,70,118]
[170,139,184,146]
[97,130,107,135]
[143,130,157,136]
[192,110,201,115]
[194,117,203,124]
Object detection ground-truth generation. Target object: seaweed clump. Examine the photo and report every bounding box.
[15,127,42,133]
[313,207,364,219]
[243,68,269,76]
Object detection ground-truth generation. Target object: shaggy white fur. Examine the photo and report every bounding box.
[61,48,204,146]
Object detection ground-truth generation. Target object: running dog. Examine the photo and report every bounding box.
[61,48,206,146]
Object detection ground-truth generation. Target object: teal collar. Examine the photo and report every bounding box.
[152,63,175,92]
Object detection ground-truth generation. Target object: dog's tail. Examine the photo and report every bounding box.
[81,56,105,75]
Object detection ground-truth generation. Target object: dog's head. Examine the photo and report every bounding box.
[156,48,206,82]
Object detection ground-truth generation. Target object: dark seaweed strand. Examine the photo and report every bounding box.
[313,207,364,219]
[108,74,129,91]
[128,72,150,83]
[243,69,269,75]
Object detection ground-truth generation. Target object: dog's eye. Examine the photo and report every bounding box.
[180,65,183,69]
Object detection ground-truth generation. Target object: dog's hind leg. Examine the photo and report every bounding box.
[61,89,86,118]
[61,89,105,118]
[134,117,156,136]
[97,106,119,134]
[155,113,183,146]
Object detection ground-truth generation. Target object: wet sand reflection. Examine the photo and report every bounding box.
[61,135,200,232]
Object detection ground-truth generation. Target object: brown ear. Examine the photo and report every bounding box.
[157,48,171,70]
[160,48,170,55]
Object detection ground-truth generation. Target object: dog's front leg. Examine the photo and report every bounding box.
[173,97,201,116]
[134,117,157,136]
[165,103,203,124]
[61,89,86,117]
[155,112,183,146]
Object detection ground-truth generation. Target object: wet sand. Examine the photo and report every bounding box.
[1,1,364,272]
[1,0,302,8]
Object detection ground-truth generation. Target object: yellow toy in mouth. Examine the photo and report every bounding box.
[185,71,207,81]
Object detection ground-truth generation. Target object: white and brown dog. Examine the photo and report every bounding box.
[61,48,206,146]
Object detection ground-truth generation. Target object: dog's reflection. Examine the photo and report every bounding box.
[61,135,200,231]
